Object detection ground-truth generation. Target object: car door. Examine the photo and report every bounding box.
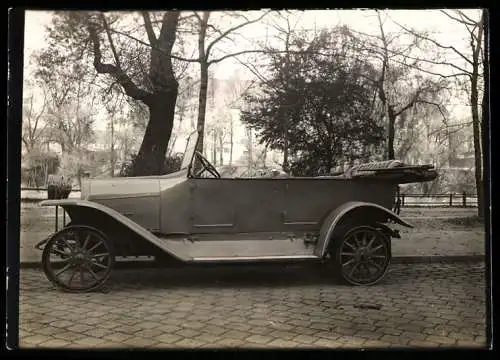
[190,178,285,234]
[191,179,235,232]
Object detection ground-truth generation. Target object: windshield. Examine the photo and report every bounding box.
[180,129,199,171]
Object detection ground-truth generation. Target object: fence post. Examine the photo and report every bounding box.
[401,194,405,207]
[462,191,467,207]
[449,193,453,207]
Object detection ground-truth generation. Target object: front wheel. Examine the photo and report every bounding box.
[333,225,391,286]
[42,225,115,293]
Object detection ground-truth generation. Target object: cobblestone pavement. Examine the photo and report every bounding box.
[19,262,487,349]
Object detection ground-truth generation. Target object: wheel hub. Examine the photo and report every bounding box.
[356,247,370,261]
[72,251,89,265]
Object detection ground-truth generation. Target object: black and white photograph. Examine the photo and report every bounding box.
[9,8,490,350]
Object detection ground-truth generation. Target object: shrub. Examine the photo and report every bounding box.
[21,150,60,188]
[119,153,183,177]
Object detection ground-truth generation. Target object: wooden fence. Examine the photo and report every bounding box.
[399,192,478,208]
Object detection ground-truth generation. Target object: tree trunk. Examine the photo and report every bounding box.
[131,91,177,175]
[219,133,224,166]
[468,13,485,218]
[128,11,180,176]
[263,145,268,167]
[387,105,396,160]
[212,129,217,165]
[110,117,115,177]
[195,13,210,157]
[471,71,483,218]
[229,118,234,165]
[283,117,289,172]
[248,128,253,172]
[480,9,489,219]
[196,63,209,158]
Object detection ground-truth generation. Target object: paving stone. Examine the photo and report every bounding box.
[245,334,272,344]
[154,333,183,344]
[123,336,158,348]
[102,332,134,343]
[172,338,207,348]
[37,338,71,348]
[426,335,458,345]
[214,338,246,348]
[267,339,300,348]
[21,334,54,346]
[73,337,107,347]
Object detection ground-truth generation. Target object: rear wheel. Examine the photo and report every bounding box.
[333,225,391,286]
[42,225,115,293]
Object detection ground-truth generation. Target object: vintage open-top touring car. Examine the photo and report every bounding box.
[35,129,438,292]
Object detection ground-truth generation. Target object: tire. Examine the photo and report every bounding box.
[42,225,115,293]
[333,225,391,286]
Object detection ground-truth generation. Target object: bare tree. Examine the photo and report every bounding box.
[104,93,128,177]
[481,9,489,219]
[173,11,271,156]
[225,71,256,165]
[22,88,48,153]
[391,9,485,216]
[351,11,449,160]
[234,11,303,172]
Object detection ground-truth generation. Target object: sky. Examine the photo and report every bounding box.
[23,9,482,131]
[24,9,481,77]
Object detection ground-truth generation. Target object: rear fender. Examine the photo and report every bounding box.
[39,199,188,261]
[314,201,413,257]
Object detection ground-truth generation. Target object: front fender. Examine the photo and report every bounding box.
[314,201,414,258]
[39,199,188,261]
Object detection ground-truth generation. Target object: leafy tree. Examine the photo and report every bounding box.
[241,28,385,176]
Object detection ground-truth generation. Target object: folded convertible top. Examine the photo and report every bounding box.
[334,160,438,184]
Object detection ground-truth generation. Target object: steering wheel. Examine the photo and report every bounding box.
[194,151,221,178]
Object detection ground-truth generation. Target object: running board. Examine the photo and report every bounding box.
[160,238,318,262]
[192,255,319,262]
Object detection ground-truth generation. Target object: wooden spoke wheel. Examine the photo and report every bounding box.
[42,225,114,293]
[334,226,391,286]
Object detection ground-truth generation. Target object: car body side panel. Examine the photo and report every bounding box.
[186,177,398,236]
[283,178,396,230]
[85,177,161,231]
[159,176,192,234]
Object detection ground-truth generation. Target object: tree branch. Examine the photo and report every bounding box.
[388,55,472,79]
[416,100,448,121]
[141,11,157,46]
[394,91,421,117]
[88,25,152,103]
[440,10,476,26]
[100,14,122,69]
[32,90,48,137]
[428,121,473,140]
[205,10,271,58]
[455,9,480,26]
[209,48,338,65]
[109,27,200,63]
[391,19,474,66]
[361,42,473,76]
